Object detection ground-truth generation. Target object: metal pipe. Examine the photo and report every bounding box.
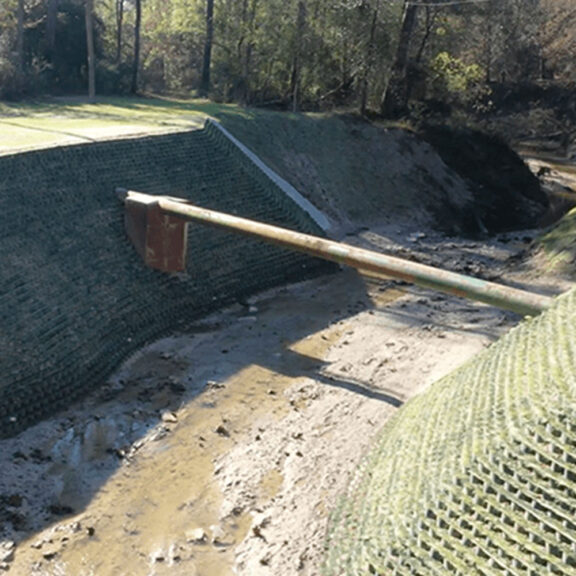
[121,190,554,316]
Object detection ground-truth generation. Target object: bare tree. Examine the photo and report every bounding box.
[115,0,125,64]
[414,4,440,65]
[291,0,307,112]
[360,0,381,116]
[539,0,576,81]
[238,0,258,104]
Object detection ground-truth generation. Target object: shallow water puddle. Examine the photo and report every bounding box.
[13,295,365,574]
[57,362,334,575]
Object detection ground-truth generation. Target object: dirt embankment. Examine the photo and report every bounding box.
[217,112,549,237]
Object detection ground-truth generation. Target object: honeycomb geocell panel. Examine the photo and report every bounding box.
[0,121,333,437]
[324,286,576,575]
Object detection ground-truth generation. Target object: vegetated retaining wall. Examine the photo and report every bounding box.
[0,121,332,438]
[324,285,576,575]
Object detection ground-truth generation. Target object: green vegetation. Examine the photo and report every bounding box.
[2,1,576,120]
[429,52,486,109]
[535,207,576,278]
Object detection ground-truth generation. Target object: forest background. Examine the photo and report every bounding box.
[0,0,575,125]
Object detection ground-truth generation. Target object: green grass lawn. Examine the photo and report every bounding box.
[0,96,249,153]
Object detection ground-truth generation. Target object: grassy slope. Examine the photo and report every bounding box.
[0,98,355,215]
[215,109,418,223]
[534,207,576,278]
[1,95,544,234]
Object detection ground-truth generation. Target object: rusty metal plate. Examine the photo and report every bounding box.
[125,195,188,273]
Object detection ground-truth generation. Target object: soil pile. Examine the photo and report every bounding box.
[422,125,549,233]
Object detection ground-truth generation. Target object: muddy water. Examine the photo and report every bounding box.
[12,271,396,575]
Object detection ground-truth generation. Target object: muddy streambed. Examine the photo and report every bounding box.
[2,229,556,576]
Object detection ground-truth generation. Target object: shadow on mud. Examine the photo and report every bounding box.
[1,266,515,572]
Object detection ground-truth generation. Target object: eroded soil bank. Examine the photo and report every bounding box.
[1,221,571,576]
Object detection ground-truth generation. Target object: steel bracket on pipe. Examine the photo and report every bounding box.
[123,190,189,273]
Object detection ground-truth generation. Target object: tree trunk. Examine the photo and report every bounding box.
[200,0,215,95]
[240,0,258,105]
[360,0,380,116]
[291,1,307,113]
[482,0,499,84]
[116,0,124,64]
[17,0,24,73]
[131,0,141,94]
[46,0,59,56]
[380,0,419,117]
[85,0,96,99]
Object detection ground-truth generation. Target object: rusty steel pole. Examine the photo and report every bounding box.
[120,190,554,317]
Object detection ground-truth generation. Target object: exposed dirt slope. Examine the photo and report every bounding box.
[217,112,548,236]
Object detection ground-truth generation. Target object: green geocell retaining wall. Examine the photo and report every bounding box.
[324,286,576,575]
[0,121,332,438]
